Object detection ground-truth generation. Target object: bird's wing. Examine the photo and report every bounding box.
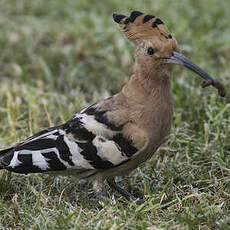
[0,104,138,174]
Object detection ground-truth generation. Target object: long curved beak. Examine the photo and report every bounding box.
[167,51,226,97]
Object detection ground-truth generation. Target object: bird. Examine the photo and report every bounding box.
[0,11,225,203]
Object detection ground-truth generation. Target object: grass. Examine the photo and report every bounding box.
[0,0,229,229]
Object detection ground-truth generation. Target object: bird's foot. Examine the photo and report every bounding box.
[95,191,108,203]
[107,178,144,204]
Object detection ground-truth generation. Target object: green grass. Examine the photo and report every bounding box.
[0,0,229,229]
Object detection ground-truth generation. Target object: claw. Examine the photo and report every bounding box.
[107,178,144,204]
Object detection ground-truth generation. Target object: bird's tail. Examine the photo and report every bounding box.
[0,147,14,169]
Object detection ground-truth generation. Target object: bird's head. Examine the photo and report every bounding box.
[113,11,225,96]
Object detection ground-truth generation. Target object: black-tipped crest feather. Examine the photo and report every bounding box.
[129,11,143,22]
[152,18,164,28]
[113,13,126,23]
[143,15,155,23]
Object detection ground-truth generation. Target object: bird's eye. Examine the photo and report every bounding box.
[147,47,155,56]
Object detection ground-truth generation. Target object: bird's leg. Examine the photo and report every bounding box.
[107,178,144,204]
[92,178,107,202]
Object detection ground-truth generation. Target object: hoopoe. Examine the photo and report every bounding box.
[0,11,225,203]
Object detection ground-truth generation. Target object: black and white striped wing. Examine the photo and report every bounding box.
[0,106,138,174]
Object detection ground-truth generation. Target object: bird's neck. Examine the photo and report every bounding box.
[121,64,174,145]
[122,64,172,102]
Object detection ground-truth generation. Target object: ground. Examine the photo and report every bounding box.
[0,0,229,229]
